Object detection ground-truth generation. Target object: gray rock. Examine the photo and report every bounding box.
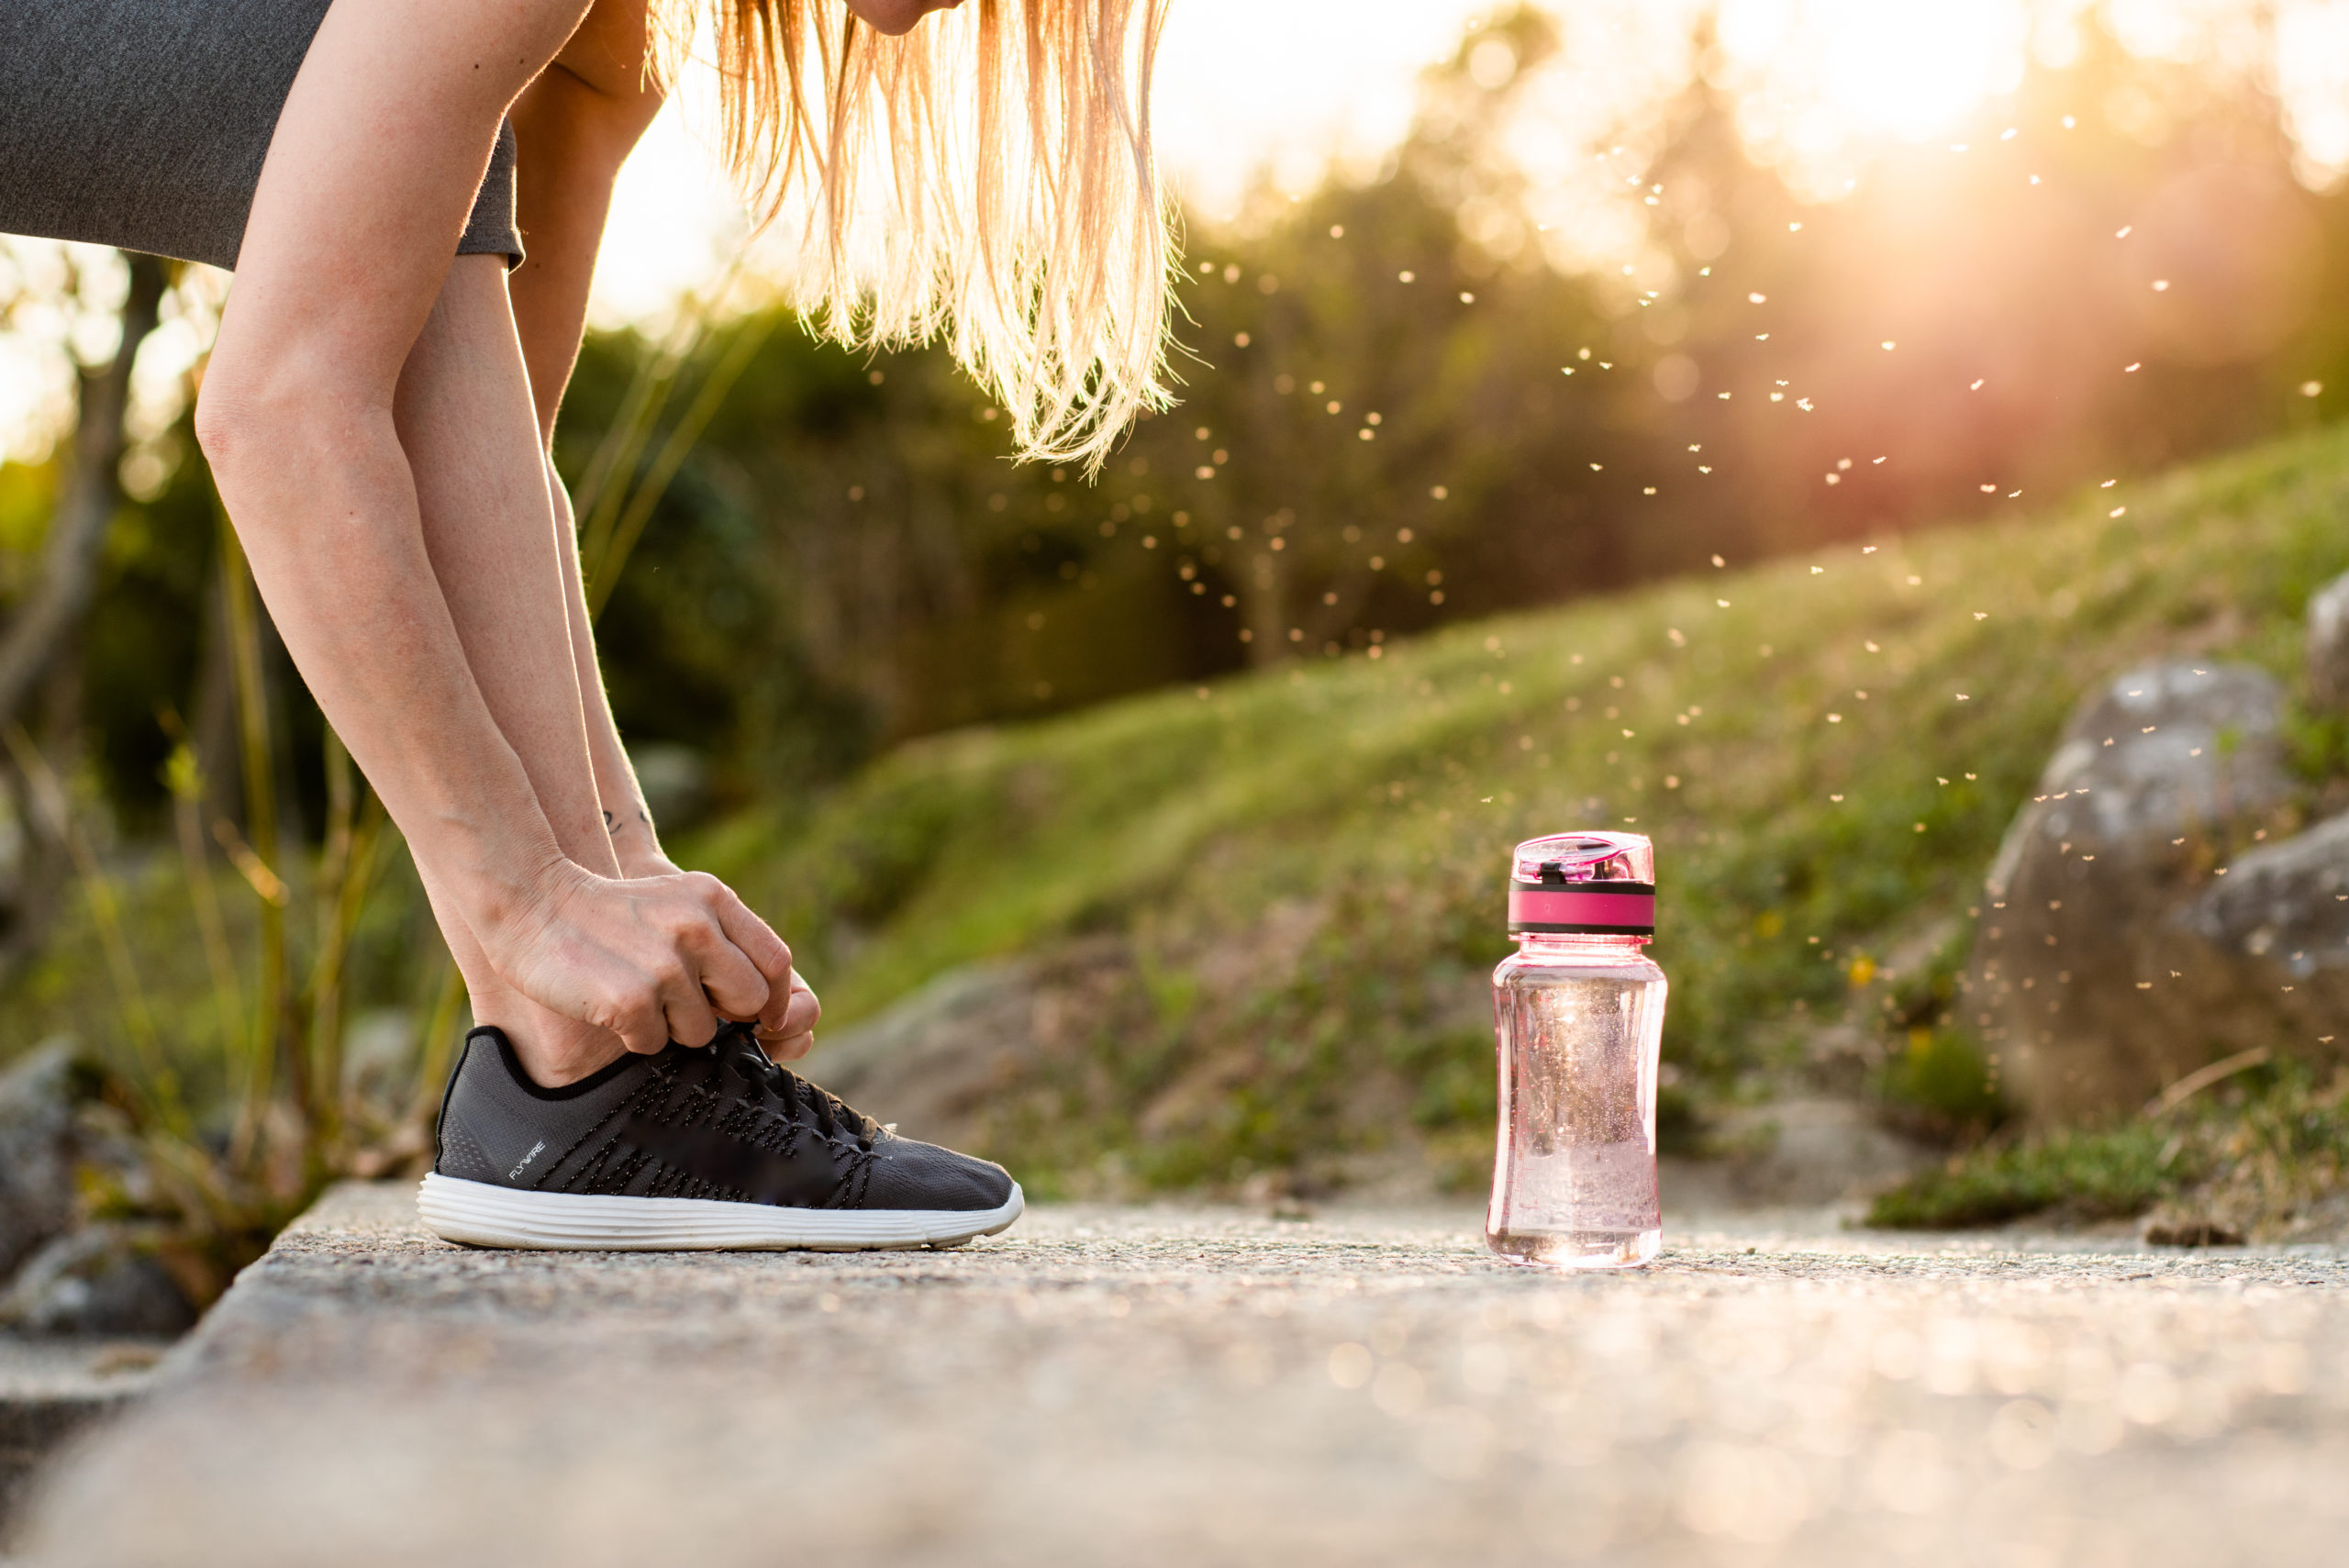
[0,1228,195,1340]
[0,1042,102,1283]
[2308,569,2349,712]
[2169,808,2349,1049]
[1967,662,2299,1120]
[1666,1097,1939,1207]
[795,961,1045,1151]
[2180,808,2349,973]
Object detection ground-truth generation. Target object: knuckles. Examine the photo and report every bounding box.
[503,869,812,1053]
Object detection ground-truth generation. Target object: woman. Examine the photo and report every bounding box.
[0,0,1172,1249]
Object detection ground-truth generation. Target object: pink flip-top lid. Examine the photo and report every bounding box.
[1507,831,1655,937]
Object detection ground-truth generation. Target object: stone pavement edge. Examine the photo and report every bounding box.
[10,1183,2348,1567]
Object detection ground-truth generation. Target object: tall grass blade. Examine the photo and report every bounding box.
[408,955,468,1128]
[216,501,287,1162]
[574,256,746,590]
[159,723,247,1060]
[587,313,778,618]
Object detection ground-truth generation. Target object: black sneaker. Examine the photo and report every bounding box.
[417,1022,1023,1251]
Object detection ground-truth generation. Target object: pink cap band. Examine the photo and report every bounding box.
[1506,886,1655,933]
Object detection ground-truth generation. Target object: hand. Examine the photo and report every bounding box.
[608,847,814,1050]
[494,861,796,1054]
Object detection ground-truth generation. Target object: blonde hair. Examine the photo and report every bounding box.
[651,0,1176,471]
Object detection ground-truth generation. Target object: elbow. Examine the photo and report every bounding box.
[192,377,266,476]
[195,341,389,499]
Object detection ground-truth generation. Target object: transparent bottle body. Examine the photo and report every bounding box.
[1487,935,1667,1269]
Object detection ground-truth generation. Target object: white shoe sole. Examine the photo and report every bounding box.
[417,1173,1025,1252]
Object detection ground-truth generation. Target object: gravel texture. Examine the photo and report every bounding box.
[14,1184,2349,1566]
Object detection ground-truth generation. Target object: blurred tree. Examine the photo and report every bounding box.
[0,250,171,973]
[0,252,167,733]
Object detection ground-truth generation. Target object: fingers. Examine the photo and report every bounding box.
[674,907,770,1021]
[635,875,792,1050]
[784,977,821,1037]
[698,873,796,1006]
[755,977,820,1061]
[606,973,676,1056]
[658,975,721,1051]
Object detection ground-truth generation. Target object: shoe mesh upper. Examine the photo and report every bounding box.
[862,1135,1017,1211]
[434,1025,1013,1212]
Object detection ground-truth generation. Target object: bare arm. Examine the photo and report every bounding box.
[197,0,795,1062]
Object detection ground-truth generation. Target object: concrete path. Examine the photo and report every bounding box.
[13,1184,2349,1567]
[0,1335,160,1532]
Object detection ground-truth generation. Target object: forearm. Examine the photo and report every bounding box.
[215,404,568,936]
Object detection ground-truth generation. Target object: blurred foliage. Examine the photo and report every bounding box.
[519,7,2349,830]
[1,516,451,1301]
[14,8,2349,840]
[1876,1029,2010,1143]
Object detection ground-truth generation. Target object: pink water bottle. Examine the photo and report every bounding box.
[1487,831,1667,1269]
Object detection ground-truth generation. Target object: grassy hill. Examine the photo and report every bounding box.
[684,427,2349,1198]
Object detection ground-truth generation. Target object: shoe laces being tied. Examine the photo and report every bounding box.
[709,1023,879,1151]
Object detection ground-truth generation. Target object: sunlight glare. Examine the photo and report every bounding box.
[1811,0,2025,141]
[1718,0,2030,169]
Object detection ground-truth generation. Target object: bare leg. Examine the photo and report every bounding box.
[496,15,823,1058]
[540,461,822,1062]
[197,0,795,1073]
[392,257,629,1081]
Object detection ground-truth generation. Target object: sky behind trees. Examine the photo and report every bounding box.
[8,0,2349,462]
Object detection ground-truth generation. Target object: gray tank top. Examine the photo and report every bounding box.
[0,0,519,270]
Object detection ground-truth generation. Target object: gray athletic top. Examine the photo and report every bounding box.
[0,0,521,270]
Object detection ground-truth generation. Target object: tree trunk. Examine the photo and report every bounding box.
[0,649,87,980]
[0,252,170,735]
[1241,543,1292,667]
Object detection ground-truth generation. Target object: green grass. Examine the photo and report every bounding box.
[674,425,2349,1195]
[1865,1122,2183,1229]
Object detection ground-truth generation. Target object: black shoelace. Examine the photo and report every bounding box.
[710,1025,880,1151]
